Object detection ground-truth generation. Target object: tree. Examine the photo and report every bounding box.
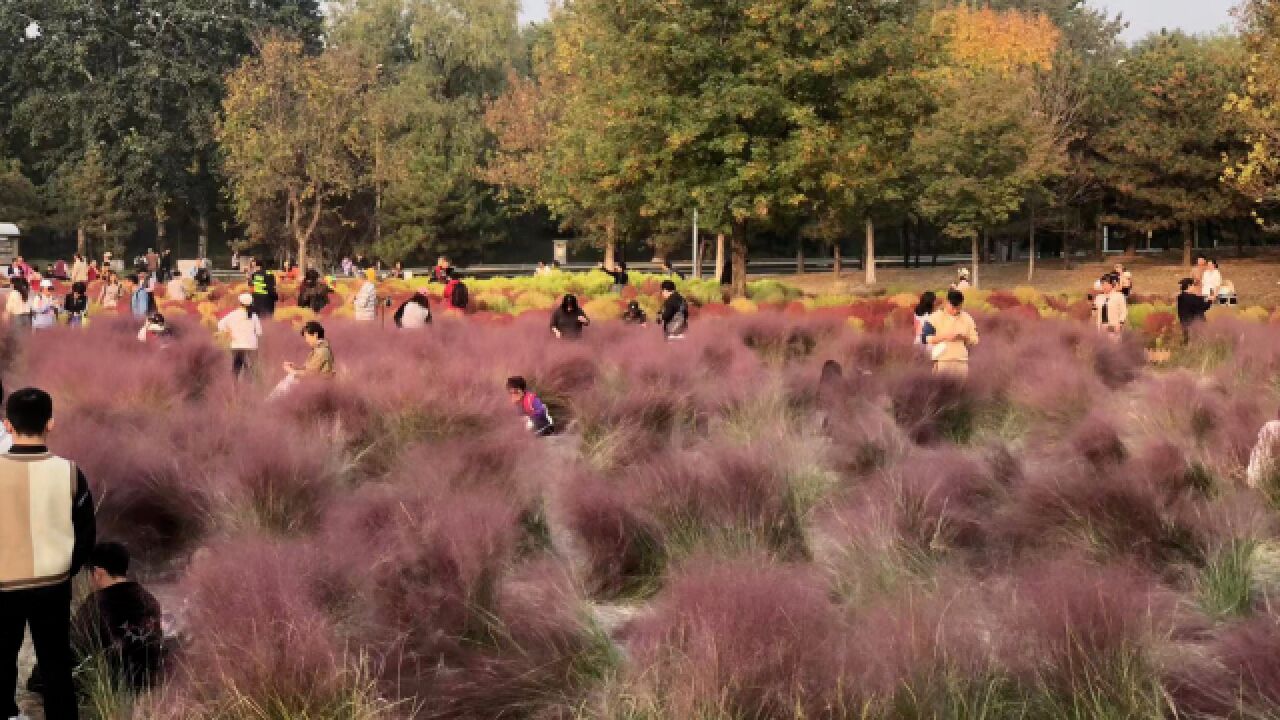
[1224,0,1280,222]
[47,146,134,257]
[1091,32,1250,267]
[912,6,1066,287]
[0,160,43,228]
[485,2,653,264]
[0,0,323,254]
[543,0,927,297]
[331,0,521,262]
[219,38,369,271]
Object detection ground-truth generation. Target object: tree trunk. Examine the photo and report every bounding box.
[76,226,87,258]
[197,209,210,261]
[1028,202,1036,283]
[971,233,981,289]
[931,225,939,266]
[1183,222,1193,268]
[603,220,617,268]
[1236,222,1245,258]
[714,233,726,283]
[833,242,842,279]
[730,223,748,298]
[155,205,168,252]
[900,222,909,270]
[912,218,922,268]
[1062,212,1073,270]
[693,238,704,279]
[1095,219,1104,262]
[864,217,876,285]
[795,239,805,275]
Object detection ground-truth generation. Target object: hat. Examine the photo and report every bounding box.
[238,293,253,306]
[39,279,53,289]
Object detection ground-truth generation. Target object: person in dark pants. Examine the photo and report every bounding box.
[0,388,96,720]
[1176,277,1213,343]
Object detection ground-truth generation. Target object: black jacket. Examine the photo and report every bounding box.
[250,270,278,313]
[1177,291,1212,326]
[73,581,164,689]
[661,291,688,325]
[64,293,89,316]
[550,307,588,338]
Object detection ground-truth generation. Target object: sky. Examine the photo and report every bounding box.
[518,0,1239,43]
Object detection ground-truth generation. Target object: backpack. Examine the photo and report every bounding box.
[449,281,469,309]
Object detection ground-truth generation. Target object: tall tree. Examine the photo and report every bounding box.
[1091,32,1250,267]
[0,0,322,253]
[47,145,135,258]
[485,2,652,264]
[1224,0,1280,222]
[0,160,43,228]
[912,6,1066,287]
[219,38,369,271]
[331,0,521,261]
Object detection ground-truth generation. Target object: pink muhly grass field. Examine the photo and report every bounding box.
[13,295,1280,717]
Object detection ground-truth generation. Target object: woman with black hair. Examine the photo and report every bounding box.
[394,291,432,329]
[622,300,648,325]
[550,294,590,339]
[913,291,937,347]
[5,277,31,330]
[297,269,332,313]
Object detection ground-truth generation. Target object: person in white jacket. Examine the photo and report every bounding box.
[353,269,379,322]
[217,293,264,379]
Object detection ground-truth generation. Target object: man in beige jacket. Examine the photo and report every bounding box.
[1094,274,1128,335]
[927,290,980,378]
[0,387,95,720]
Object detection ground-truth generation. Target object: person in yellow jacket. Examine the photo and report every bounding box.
[926,290,979,378]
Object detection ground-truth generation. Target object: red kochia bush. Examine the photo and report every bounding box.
[623,558,844,718]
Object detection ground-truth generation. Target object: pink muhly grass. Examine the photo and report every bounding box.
[995,555,1177,688]
[425,558,615,719]
[1169,612,1280,716]
[888,369,975,445]
[625,442,808,559]
[53,406,224,567]
[321,482,522,663]
[622,557,844,718]
[738,313,842,364]
[877,446,1009,555]
[1067,411,1128,468]
[994,451,1205,568]
[557,468,665,598]
[174,537,355,714]
[215,416,346,536]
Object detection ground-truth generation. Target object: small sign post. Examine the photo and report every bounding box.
[553,240,569,266]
